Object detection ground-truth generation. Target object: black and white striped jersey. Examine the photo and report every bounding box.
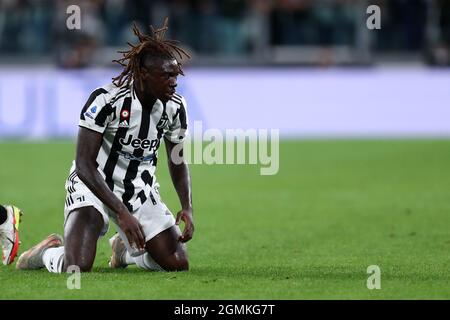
[69,81,188,212]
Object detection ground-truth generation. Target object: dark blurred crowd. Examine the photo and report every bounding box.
[0,0,449,66]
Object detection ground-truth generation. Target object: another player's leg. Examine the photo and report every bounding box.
[17,206,104,273]
[0,204,23,265]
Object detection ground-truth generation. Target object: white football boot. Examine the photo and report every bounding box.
[0,205,23,265]
[108,233,128,268]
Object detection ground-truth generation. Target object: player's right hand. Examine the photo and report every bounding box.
[117,211,146,250]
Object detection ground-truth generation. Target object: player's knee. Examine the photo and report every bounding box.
[66,262,93,272]
[64,257,94,272]
[177,257,189,271]
[175,256,189,271]
[163,256,189,272]
[77,262,94,272]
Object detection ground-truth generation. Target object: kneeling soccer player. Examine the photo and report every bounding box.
[16,19,194,273]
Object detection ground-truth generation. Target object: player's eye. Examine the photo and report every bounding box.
[166,73,177,80]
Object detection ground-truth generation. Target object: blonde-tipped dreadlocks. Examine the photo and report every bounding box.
[112,17,191,92]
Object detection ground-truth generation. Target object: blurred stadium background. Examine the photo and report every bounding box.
[0,0,449,139]
[1,0,450,299]
[1,0,450,66]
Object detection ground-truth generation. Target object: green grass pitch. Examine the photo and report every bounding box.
[0,139,449,299]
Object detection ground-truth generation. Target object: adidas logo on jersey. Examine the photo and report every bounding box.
[119,120,129,128]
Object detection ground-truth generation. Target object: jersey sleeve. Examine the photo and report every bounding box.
[78,88,113,134]
[165,97,189,144]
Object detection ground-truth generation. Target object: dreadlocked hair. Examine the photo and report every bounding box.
[112,17,191,92]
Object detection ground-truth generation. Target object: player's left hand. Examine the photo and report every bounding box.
[175,208,194,242]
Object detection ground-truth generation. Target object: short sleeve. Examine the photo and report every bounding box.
[165,97,189,144]
[79,88,113,134]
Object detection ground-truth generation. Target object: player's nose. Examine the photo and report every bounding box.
[169,75,177,87]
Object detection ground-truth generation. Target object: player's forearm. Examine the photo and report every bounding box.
[168,161,193,211]
[75,162,129,217]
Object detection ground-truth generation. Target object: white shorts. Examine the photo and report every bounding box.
[63,172,176,256]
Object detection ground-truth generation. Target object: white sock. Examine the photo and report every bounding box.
[124,251,164,271]
[133,252,165,271]
[42,246,65,273]
[124,251,136,265]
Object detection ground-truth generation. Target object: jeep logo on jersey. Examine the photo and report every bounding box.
[119,135,159,150]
